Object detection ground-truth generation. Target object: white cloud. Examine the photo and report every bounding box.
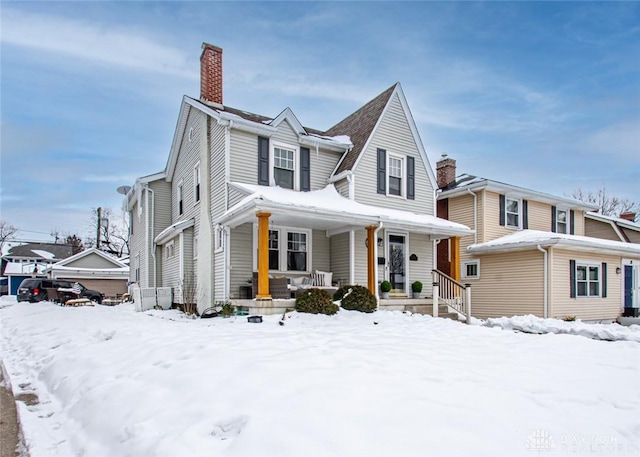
[1,8,197,80]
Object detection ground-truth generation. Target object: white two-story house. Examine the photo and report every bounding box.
[126,43,471,314]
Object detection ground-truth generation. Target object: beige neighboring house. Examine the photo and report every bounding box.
[585,212,640,244]
[44,248,129,297]
[436,157,640,321]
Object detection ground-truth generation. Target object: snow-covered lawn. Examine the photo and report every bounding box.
[1,296,639,457]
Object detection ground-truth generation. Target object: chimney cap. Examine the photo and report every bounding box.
[201,42,223,53]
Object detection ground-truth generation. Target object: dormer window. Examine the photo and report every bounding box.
[505,197,521,228]
[272,144,296,190]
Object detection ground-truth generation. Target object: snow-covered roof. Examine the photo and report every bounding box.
[438,174,598,211]
[467,229,640,256]
[586,212,640,232]
[31,249,56,260]
[53,248,129,269]
[154,219,195,245]
[219,183,472,237]
[3,262,48,275]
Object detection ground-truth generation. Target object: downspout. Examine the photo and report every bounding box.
[467,188,478,245]
[373,222,384,299]
[536,245,548,318]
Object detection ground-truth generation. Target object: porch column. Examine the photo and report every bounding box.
[366,225,377,295]
[256,212,271,299]
[450,236,461,282]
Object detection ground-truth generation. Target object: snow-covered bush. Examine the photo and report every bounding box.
[337,285,377,313]
[295,288,338,315]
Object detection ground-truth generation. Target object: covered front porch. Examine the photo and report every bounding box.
[215,183,472,313]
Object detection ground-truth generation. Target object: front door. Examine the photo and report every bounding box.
[624,262,639,309]
[388,234,406,295]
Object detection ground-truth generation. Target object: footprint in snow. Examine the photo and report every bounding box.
[211,416,249,440]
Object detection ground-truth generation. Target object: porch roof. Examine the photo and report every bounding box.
[217,183,472,237]
[467,229,640,257]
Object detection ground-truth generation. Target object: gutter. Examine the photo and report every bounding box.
[536,245,548,318]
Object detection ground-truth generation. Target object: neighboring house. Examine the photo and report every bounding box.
[1,242,73,295]
[43,248,130,297]
[436,157,640,321]
[125,43,471,314]
[585,212,640,244]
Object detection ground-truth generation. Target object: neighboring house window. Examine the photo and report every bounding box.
[268,230,279,270]
[462,260,480,279]
[193,237,198,259]
[134,253,140,282]
[188,127,194,142]
[129,211,133,236]
[214,225,224,252]
[576,262,600,297]
[387,154,404,197]
[273,146,295,189]
[166,241,175,259]
[177,181,183,216]
[505,197,521,228]
[287,232,308,271]
[193,162,201,204]
[556,208,568,234]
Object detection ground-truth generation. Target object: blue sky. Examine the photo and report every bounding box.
[1,1,639,243]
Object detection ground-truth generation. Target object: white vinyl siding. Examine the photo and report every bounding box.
[329,232,350,286]
[353,93,434,214]
[230,223,253,301]
[66,253,121,269]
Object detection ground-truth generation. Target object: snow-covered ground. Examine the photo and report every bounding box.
[1,296,639,457]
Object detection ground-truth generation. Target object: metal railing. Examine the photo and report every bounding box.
[432,269,471,323]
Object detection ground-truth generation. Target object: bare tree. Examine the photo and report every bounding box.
[572,187,639,221]
[65,234,84,255]
[89,207,130,257]
[0,221,18,253]
[181,272,198,316]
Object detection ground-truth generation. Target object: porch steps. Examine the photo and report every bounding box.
[378,299,458,321]
[406,304,459,321]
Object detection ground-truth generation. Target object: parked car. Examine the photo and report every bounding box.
[17,279,104,304]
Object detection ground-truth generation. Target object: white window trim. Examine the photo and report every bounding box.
[252,224,312,274]
[214,225,224,253]
[386,152,406,199]
[575,261,601,298]
[193,161,201,205]
[555,207,569,234]
[269,142,299,191]
[462,260,480,279]
[505,196,522,230]
[177,180,184,216]
[166,240,175,259]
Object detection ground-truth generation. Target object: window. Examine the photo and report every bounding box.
[576,263,600,297]
[193,237,198,259]
[129,211,133,236]
[556,208,568,234]
[268,230,279,270]
[462,260,480,279]
[505,197,520,228]
[387,155,404,197]
[177,181,183,215]
[134,253,140,282]
[273,147,295,189]
[214,225,224,252]
[193,162,201,203]
[188,127,194,142]
[166,241,175,259]
[287,232,307,271]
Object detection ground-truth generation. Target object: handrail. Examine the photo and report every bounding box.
[432,269,470,319]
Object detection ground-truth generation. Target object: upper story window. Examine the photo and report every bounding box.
[388,155,404,197]
[273,146,295,189]
[505,197,521,229]
[177,181,184,216]
[556,208,568,234]
[193,162,201,204]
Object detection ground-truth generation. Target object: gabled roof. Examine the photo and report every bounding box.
[438,173,598,211]
[53,248,128,269]
[586,212,640,232]
[327,84,397,175]
[4,243,73,261]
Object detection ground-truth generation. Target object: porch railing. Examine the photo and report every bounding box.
[432,269,471,323]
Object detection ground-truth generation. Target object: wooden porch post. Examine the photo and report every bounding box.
[256,212,271,299]
[450,236,461,282]
[366,225,377,295]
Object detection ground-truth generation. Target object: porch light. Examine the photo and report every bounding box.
[365,237,383,248]
[616,267,621,275]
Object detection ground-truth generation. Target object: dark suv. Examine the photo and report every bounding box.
[17,279,104,304]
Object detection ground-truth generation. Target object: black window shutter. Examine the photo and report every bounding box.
[407,156,415,200]
[377,148,386,194]
[569,260,576,298]
[602,263,607,298]
[300,147,310,192]
[499,194,506,226]
[551,206,557,232]
[570,210,575,235]
[258,136,269,186]
[522,200,529,229]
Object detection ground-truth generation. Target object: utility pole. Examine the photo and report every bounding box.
[96,207,102,249]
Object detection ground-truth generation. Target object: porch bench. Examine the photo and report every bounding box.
[251,273,290,299]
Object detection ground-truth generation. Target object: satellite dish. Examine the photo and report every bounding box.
[117,185,132,195]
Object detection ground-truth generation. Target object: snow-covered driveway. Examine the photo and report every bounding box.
[1,297,638,457]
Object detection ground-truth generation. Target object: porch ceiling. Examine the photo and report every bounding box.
[216,183,472,237]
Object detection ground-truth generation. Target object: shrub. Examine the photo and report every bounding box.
[216,301,235,318]
[412,281,423,293]
[380,280,392,293]
[295,288,338,315]
[339,285,377,313]
[563,315,577,322]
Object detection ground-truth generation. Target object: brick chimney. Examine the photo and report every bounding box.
[436,155,456,189]
[620,212,636,222]
[200,43,223,105]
